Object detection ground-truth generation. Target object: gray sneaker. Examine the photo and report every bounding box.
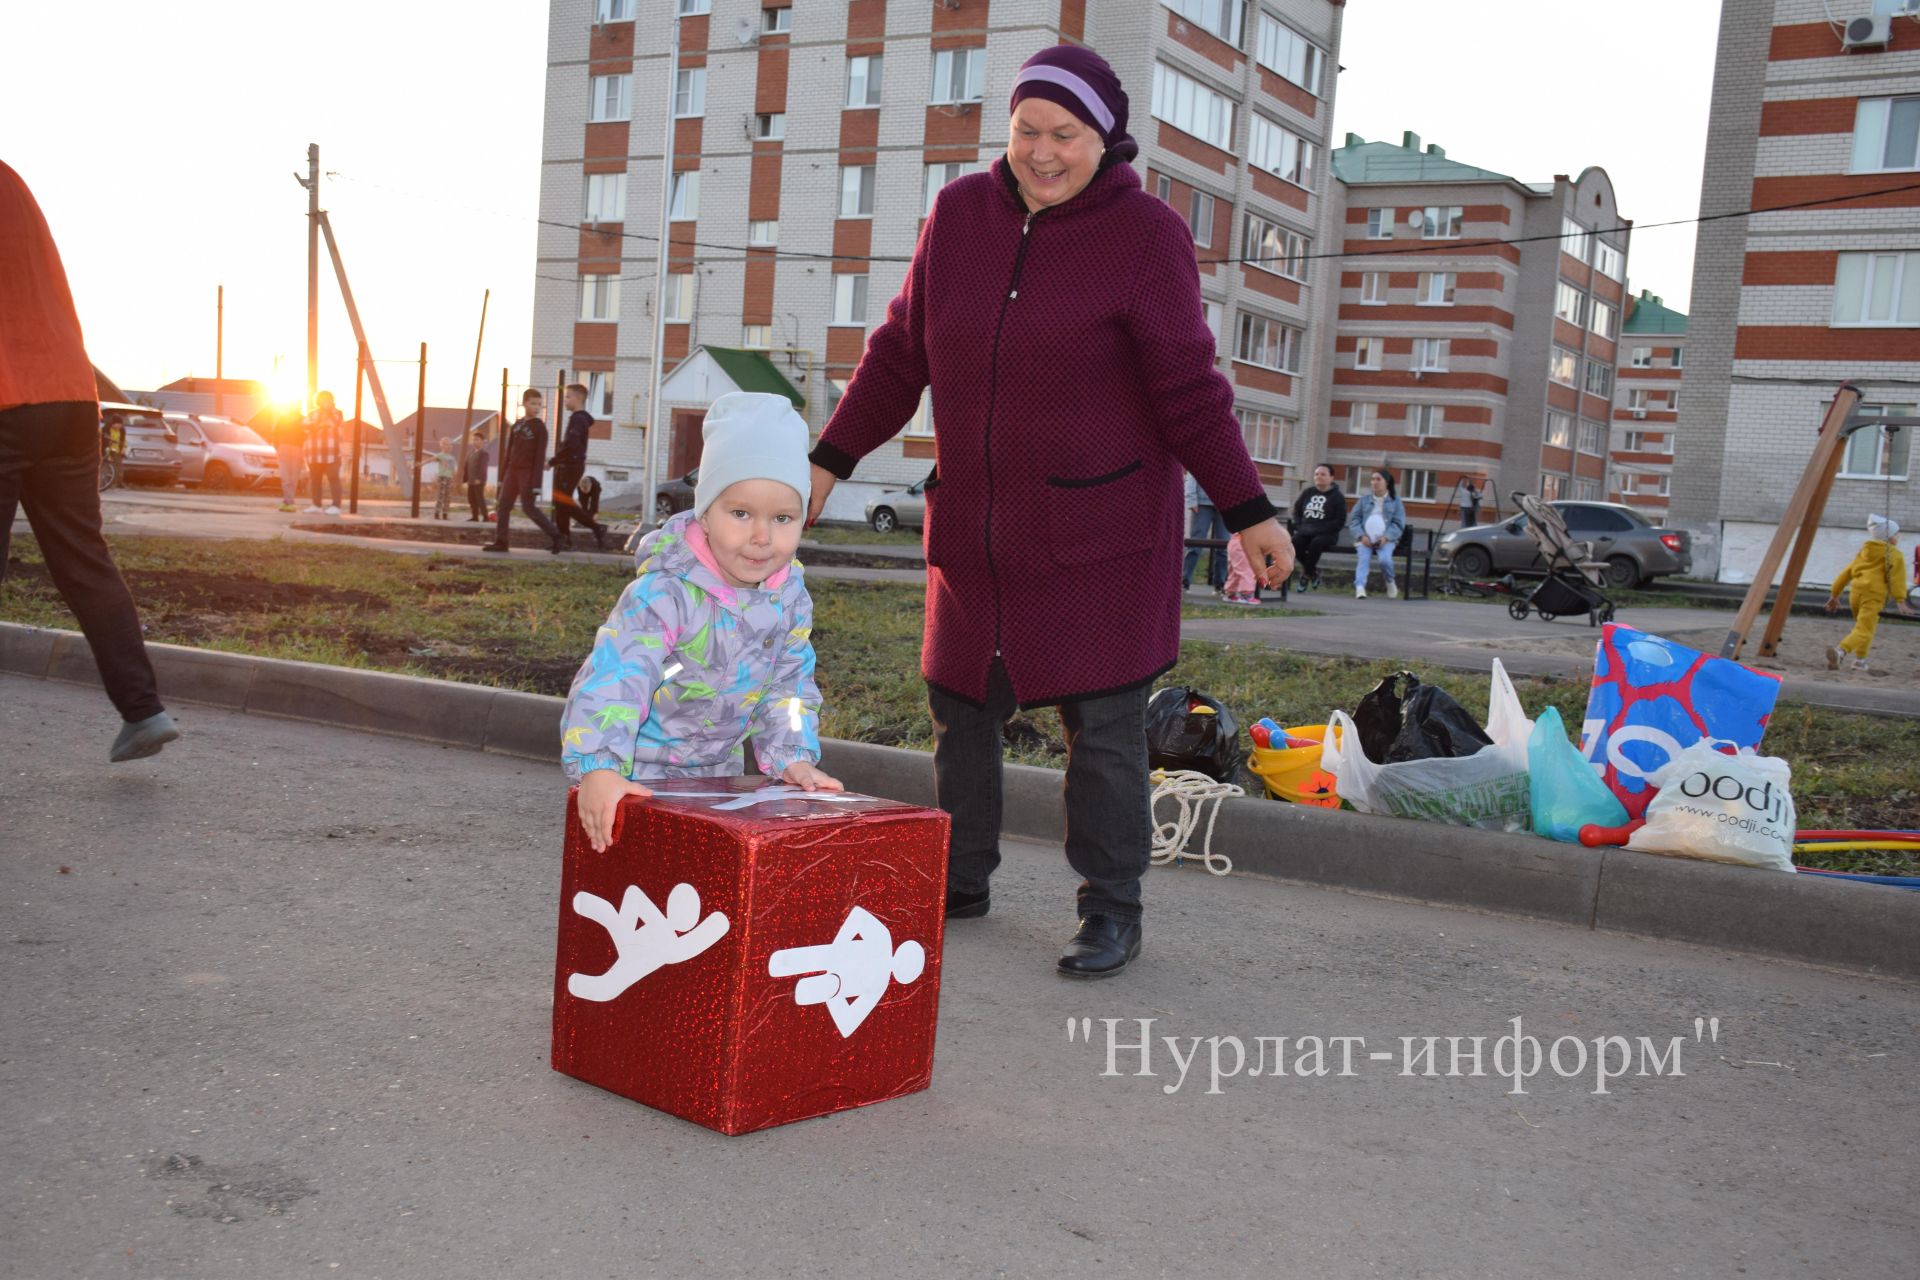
[110,711,180,762]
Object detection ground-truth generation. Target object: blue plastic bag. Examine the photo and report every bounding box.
[1529,705,1628,843]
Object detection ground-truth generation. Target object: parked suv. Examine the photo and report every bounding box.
[102,403,181,487]
[168,414,280,490]
[1436,500,1691,588]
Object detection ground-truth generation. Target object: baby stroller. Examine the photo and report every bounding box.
[1504,493,1616,627]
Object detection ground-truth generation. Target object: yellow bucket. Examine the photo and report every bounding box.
[1247,723,1342,808]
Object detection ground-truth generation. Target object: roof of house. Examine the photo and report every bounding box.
[1622,290,1688,335]
[702,346,806,408]
[1330,131,1524,188]
[157,376,271,397]
[388,407,500,443]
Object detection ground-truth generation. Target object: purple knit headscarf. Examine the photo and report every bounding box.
[1008,45,1138,165]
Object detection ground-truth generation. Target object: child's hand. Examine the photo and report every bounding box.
[1825,596,1840,615]
[782,760,843,792]
[577,769,652,853]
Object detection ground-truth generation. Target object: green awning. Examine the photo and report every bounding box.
[701,346,805,409]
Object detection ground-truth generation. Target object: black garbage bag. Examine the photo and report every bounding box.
[1145,686,1244,782]
[1353,671,1419,763]
[1386,683,1493,763]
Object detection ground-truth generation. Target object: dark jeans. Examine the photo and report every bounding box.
[1295,528,1341,580]
[466,481,490,520]
[0,402,165,722]
[550,462,603,541]
[310,461,342,508]
[1182,504,1228,588]
[493,463,560,544]
[929,661,1152,922]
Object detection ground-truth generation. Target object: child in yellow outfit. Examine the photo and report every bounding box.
[1826,514,1914,672]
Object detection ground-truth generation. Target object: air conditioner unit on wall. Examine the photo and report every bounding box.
[1633,408,1647,419]
[1843,15,1892,50]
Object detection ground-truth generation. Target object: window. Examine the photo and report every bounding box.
[662,273,694,323]
[930,47,986,105]
[1850,96,1920,173]
[676,0,709,12]
[1549,346,1579,386]
[1573,479,1600,501]
[589,73,631,123]
[1360,271,1386,303]
[579,274,620,322]
[595,0,633,22]
[1562,505,1636,534]
[1545,412,1574,448]
[1655,475,1671,498]
[1561,216,1590,263]
[668,170,700,220]
[1627,388,1650,413]
[1624,430,1673,455]
[1248,114,1315,186]
[583,371,614,419]
[1254,12,1324,95]
[1189,190,1216,246]
[741,324,771,348]
[762,6,792,33]
[1841,405,1913,479]
[673,68,706,117]
[1155,173,1173,202]
[1237,407,1290,463]
[748,220,778,246]
[1401,469,1437,502]
[1417,272,1456,305]
[1202,299,1223,349]
[1665,391,1680,413]
[846,55,883,107]
[1242,213,1306,279]
[1584,361,1613,397]
[1418,206,1462,239]
[1169,0,1246,46]
[924,162,978,215]
[1353,336,1381,370]
[1151,62,1236,152]
[1235,312,1302,372]
[1578,420,1606,455]
[839,164,875,217]
[1412,404,1443,438]
[1412,338,1449,371]
[1590,299,1616,339]
[903,388,935,437]
[831,274,869,326]
[1594,240,1624,280]
[1554,281,1586,326]
[1346,402,1378,435]
[1671,346,1684,369]
[1833,251,1920,325]
[1366,208,1394,240]
[1630,346,1652,368]
[584,173,626,223]
[755,113,785,140]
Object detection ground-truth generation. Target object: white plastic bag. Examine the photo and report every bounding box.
[1323,660,1535,831]
[1625,742,1797,872]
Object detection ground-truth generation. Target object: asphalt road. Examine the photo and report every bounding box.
[2,674,1916,1279]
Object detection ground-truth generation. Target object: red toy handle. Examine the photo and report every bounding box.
[1579,819,1645,848]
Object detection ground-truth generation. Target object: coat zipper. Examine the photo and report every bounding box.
[983,211,1038,661]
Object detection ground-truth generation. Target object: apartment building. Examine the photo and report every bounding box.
[1673,0,1920,583]
[1608,290,1686,520]
[531,0,1345,518]
[1322,133,1630,523]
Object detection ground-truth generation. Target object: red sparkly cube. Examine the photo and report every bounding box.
[551,776,950,1135]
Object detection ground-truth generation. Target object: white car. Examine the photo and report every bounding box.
[169,415,281,490]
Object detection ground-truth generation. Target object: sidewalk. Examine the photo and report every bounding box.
[3,673,1914,1279]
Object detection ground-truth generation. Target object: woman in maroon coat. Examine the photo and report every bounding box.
[808,46,1293,977]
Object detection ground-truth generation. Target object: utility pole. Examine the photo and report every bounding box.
[640,11,680,534]
[412,343,428,519]
[214,284,225,417]
[316,211,409,495]
[302,144,319,412]
[350,343,366,515]
[455,289,490,491]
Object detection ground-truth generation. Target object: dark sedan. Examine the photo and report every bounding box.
[1436,501,1691,588]
[655,467,697,521]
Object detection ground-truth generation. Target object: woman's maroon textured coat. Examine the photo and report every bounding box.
[813,159,1278,707]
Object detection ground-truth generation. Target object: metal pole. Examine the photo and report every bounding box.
[456,289,489,484]
[350,342,365,514]
[305,144,319,412]
[215,284,224,416]
[411,342,427,519]
[316,212,408,494]
[640,9,680,534]
[498,368,509,493]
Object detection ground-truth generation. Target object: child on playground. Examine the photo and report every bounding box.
[561,391,839,851]
[1825,514,1914,673]
[1221,532,1259,604]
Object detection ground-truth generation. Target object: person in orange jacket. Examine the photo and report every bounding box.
[0,160,179,759]
[1825,514,1913,673]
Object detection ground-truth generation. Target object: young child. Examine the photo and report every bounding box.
[561,391,839,851]
[1222,531,1258,604]
[1825,514,1914,673]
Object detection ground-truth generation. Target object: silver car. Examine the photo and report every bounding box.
[168,414,280,490]
[1437,500,1692,588]
[863,479,929,533]
[104,404,182,486]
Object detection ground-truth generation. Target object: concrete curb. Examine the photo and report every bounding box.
[4,620,1914,983]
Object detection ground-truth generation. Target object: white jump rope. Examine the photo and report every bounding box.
[1148,769,1243,876]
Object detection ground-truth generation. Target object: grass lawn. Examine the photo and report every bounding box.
[5,534,1914,875]
[802,523,924,547]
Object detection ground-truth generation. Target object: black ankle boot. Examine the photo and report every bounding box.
[1056,914,1141,979]
[945,887,990,919]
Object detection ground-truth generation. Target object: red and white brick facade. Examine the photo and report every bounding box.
[1608,290,1686,521]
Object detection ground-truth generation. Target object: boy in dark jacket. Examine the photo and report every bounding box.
[483,390,563,553]
[550,383,611,551]
[463,428,491,521]
[1290,464,1347,590]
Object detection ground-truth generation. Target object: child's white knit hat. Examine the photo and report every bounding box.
[693,392,812,517]
[1868,513,1899,541]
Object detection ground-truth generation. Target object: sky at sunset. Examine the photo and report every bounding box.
[0,0,1719,414]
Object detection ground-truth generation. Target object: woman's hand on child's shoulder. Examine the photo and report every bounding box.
[781,760,843,793]
[577,768,653,853]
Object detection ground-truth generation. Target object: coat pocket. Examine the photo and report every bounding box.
[1044,459,1158,566]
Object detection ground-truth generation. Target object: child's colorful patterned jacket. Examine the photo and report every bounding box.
[560,511,822,783]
